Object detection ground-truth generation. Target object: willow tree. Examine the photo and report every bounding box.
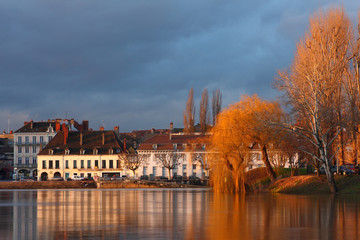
[276,8,352,193]
[210,95,283,193]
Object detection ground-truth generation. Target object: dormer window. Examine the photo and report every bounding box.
[47,125,54,133]
[48,149,54,155]
[65,149,70,155]
[173,144,177,150]
[182,144,187,149]
[80,149,85,155]
[202,144,206,150]
[109,148,114,154]
[93,148,98,155]
[192,144,197,149]
[153,144,157,150]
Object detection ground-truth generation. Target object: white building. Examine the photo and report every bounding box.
[37,128,125,180]
[13,120,58,179]
[136,134,208,179]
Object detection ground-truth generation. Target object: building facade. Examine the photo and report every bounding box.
[37,129,126,180]
[13,121,58,179]
[136,134,209,179]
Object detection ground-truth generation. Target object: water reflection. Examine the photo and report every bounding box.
[1,189,360,239]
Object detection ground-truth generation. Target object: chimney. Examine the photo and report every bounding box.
[123,138,126,151]
[102,132,105,145]
[30,120,33,129]
[151,128,155,134]
[55,122,61,132]
[100,126,104,131]
[63,123,68,145]
[170,122,173,130]
[83,120,89,131]
[114,126,119,135]
[80,131,83,146]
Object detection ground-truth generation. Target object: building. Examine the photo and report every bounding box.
[0,132,14,180]
[136,133,209,179]
[14,119,89,179]
[37,128,125,180]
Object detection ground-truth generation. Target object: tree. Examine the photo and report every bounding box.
[209,95,283,193]
[200,88,210,134]
[276,7,352,193]
[183,88,195,134]
[118,153,149,178]
[155,152,184,179]
[212,89,222,126]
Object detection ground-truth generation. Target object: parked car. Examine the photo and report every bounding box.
[69,175,85,181]
[317,165,355,175]
[49,176,64,181]
[172,175,183,181]
[189,175,201,184]
[339,166,355,175]
[140,175,149,180]
[159,176,168,181]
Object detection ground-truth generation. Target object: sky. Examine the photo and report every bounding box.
[1,0,360,133]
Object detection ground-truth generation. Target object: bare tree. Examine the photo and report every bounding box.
[118,153,149,179]
[183,88,195,134]
[155,152,184,179]
[212,89,222,126]
[191,153,211,177]
[200,88,210,134]
[276,7,352,193]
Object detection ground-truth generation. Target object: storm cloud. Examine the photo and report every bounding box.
[1,0,359,132]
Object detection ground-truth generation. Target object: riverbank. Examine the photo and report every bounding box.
[269,175,360,194]
[0,180,208,189]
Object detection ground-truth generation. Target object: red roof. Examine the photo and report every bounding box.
[138,134,208,151]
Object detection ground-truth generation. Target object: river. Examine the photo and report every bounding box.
[0,189,359,240]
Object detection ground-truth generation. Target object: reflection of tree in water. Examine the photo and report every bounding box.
[206,193,360,240]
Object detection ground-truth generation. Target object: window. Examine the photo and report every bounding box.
[93,148,98,155]
[49,160,53,169]
[117,160,121,169]
[153,166,157,176]
[80,149,85,155]
[102,160,106,169]
[202,144,206,149]
[143,166,147,175]
[25,147,29,153]
[173,144,177,150]
[25,136,29,144]
[18,136,22,144]
[81,160,84,169]
[152,144,157,150]
[55,160,60,169]
[42,161,46,169]
[95,160,99,168]
[33,136,36,144]
[18,147,22,153]
[109,160,113,168]
[25,157,29,164]
[48,136,52,142]
[80,173,84,178]
[192,164,196,170]
[65,149,70,155]
[32,146,37,153]
[65,160,69,169]
[18,157,22,164]
[32,157,36,164]
[162,167,166,177]
[87,160,91,169]
[73,160,77,169]
[40,136,44,143]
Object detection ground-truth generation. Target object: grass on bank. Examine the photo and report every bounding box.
[245,167,360,194]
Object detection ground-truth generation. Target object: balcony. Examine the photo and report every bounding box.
[14,164,37,169]
[15,142,48,146]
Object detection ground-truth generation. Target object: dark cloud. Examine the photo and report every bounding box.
[1,0,359,132]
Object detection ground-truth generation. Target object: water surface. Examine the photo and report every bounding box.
[1,189,360,240]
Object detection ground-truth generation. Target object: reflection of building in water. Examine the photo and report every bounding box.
[35,190,210,239]
[13,191,37,240]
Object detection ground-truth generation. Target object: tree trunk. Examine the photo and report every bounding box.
[323,161,338,193]
[132,170,136,179]
[261,145,276,181]
[352,129,358,166]
[168,168,171,180]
